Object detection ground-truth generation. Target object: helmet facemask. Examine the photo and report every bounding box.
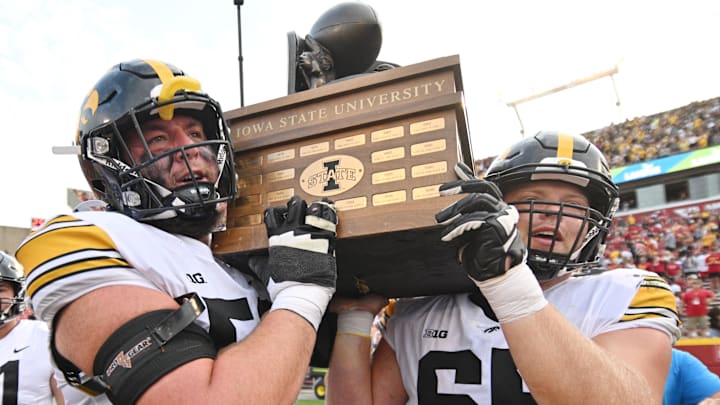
[0,282,26,325]
[511,198,612,281]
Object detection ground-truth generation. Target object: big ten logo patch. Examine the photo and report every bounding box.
[422,328,448,339]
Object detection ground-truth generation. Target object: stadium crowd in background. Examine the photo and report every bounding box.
[474,96,720,174]
[599,207,720,337]
[603,211,719,273]
[585,97,720,167]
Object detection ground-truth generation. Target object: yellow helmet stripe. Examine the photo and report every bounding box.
[143,59,202,121]
[556,132,574,160]
[144,59,175,83]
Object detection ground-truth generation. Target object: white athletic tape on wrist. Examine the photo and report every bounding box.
[474,263,548,323]
[336,310,374,338]
[269,231,329,254]
[305,214,336,233]
[270,283,334,330]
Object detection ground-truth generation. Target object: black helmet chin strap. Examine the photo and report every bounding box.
[0,296,23,325]
[162,182,217,218]
[127,178,215,221]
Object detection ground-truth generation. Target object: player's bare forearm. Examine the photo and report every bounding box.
[57,286,318,405]
[326,294,395,404]
[328,337,407,405]
[502,304,668,405]
[138,309,316,404]
[202,310,316,404]
[326,334,374,405]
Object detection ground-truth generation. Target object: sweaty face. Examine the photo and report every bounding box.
[504,180,590,257]
[124,115,219,190]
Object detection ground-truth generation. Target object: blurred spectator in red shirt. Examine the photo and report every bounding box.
[665,251,682,279]
[705,248,720,290]
[681,276,715,337]
[649,255,667,278]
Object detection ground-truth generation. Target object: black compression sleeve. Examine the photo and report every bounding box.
[93,310,217,405]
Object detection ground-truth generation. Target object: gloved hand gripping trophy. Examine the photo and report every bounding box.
[436,170,548,323]
[250,196,338,330]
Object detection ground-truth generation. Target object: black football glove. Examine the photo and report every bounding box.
[265,195,336,255]
[436,180,526,282]
[248,196,337,330]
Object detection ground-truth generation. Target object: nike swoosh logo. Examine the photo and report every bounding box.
[13,346,29,353]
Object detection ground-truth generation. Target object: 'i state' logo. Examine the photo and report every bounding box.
[300,154,364,197]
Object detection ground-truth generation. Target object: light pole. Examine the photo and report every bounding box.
[234,0,245,107]
[506,66,621,136]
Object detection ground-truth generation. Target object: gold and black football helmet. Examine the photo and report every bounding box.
[74,59,236,237]
[485,131,619,280]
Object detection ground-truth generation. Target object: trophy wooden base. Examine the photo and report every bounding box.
[334,225,476,297]
[217,224,476,299]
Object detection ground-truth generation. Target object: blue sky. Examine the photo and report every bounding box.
[1,0,719,228]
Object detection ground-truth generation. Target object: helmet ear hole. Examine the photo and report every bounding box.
[91,180,105,194]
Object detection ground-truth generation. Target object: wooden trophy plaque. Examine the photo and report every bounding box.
[212,55,477,298]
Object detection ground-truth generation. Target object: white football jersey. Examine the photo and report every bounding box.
[16,211,262,352]
[58,377,112,405]
[0,320,57,405]
[382,268,680,405]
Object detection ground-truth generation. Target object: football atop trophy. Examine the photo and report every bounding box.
[287,2,399,93]
[217,2,476,301]
[309,2,382,78]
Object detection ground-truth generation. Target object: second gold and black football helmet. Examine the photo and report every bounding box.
[485,131,619,280]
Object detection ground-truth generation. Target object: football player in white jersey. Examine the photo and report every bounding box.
[0,251,65,405]
[15,60,338,405]
[326,131,680,405]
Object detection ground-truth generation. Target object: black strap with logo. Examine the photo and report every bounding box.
[51,292,206,396]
